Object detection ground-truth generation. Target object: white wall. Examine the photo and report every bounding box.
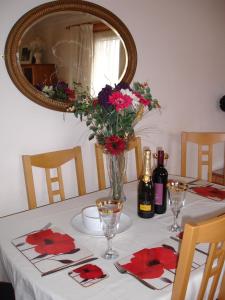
[1,0,225,217]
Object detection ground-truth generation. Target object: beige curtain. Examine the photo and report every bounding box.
[91,31,120,96]
[68,24,93,89]
[51,24,93,89]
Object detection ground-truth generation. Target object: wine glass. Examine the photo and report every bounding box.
[167,180,187,232]
[96,198,123,259]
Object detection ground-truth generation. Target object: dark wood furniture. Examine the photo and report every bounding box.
[21,64,57,86]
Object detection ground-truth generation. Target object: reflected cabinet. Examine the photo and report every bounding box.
[21,64,57,86]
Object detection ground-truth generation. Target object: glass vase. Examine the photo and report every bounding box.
[106,152,127,201]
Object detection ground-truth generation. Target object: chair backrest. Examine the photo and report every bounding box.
[181,132,225,184]
[22,147,86,209]
[95,136,142,190]
[171,214,225,300]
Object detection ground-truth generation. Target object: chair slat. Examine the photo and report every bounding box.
[51,177,58,182]
[181,132,225,185]
[171,214,225,300]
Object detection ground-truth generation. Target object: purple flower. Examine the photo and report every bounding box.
[55,81,68,90]
[115,82,131,91]
[35,83,44,91]
[98,84,113,108]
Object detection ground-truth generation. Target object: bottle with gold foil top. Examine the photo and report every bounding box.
[137,148,155,218]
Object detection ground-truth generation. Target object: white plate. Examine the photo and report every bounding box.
[71,213,132,237]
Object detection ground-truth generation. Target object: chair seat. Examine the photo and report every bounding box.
[212,168,225,185]
[0,282,15,300]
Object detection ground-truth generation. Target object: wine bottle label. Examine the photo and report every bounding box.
[155,183,163,205]
[139,204,151,211]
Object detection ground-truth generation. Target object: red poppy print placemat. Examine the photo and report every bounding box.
[117,238,207,290]
[69,263,108,287]
[11,226,93,275]
[187,180,225,201]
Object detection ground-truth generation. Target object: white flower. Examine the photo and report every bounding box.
[42,85,53,93]
[120,88,140,108]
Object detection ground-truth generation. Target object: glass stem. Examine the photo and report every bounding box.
[173,214,177,226]
[173,210,180,227]
[106,237,113,253]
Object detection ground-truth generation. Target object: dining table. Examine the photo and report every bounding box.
[0,176,225,300]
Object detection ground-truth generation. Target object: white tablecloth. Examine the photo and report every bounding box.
[0,179,225,300]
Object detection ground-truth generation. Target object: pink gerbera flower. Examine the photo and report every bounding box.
[108,91,132,111]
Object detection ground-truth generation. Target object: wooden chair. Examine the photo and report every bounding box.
[95,136,142,190]
[0,282,15,300]
[171,214,225,300]
[181,132,225,184]
[22,147,86,209]
[212,167,225,186]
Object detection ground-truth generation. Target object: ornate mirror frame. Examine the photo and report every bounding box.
[4,0,137,112]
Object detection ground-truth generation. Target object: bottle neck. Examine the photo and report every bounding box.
[142,150,152,182]
[157,150,164,167]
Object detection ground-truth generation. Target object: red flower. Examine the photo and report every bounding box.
[65,88,75,100]
[26,229,75,255]
[139,96,150,106]
[141,82,148,88]
[73,264,104,280]
[93,99,99,106]
[134,92,150,106]
[121,247,178,279]
[105,135,126,155]
[108,91,132,111]
[192,186,225,200]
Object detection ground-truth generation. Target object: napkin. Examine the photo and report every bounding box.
[68,263,108,287]
[190,185,225,201]
[12,226,93,275]
[117,238,207,290]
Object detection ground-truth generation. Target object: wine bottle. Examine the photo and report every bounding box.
[137,149,155,218]
[152,149,168,214]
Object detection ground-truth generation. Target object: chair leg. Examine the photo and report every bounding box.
[0,282,15,300]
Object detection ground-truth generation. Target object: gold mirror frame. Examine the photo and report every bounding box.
[4,0,137,112]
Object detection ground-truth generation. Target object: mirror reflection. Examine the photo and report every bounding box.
[18,11,127,101]
[5,0,137,111]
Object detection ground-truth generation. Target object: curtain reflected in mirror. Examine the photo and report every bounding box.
[92,30,125,96]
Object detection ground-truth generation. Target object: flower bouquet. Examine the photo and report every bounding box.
[36,81,75,102]
[69,81,160,200]
[70,81,160,153]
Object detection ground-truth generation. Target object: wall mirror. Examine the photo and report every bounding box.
[5,0,137,112]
